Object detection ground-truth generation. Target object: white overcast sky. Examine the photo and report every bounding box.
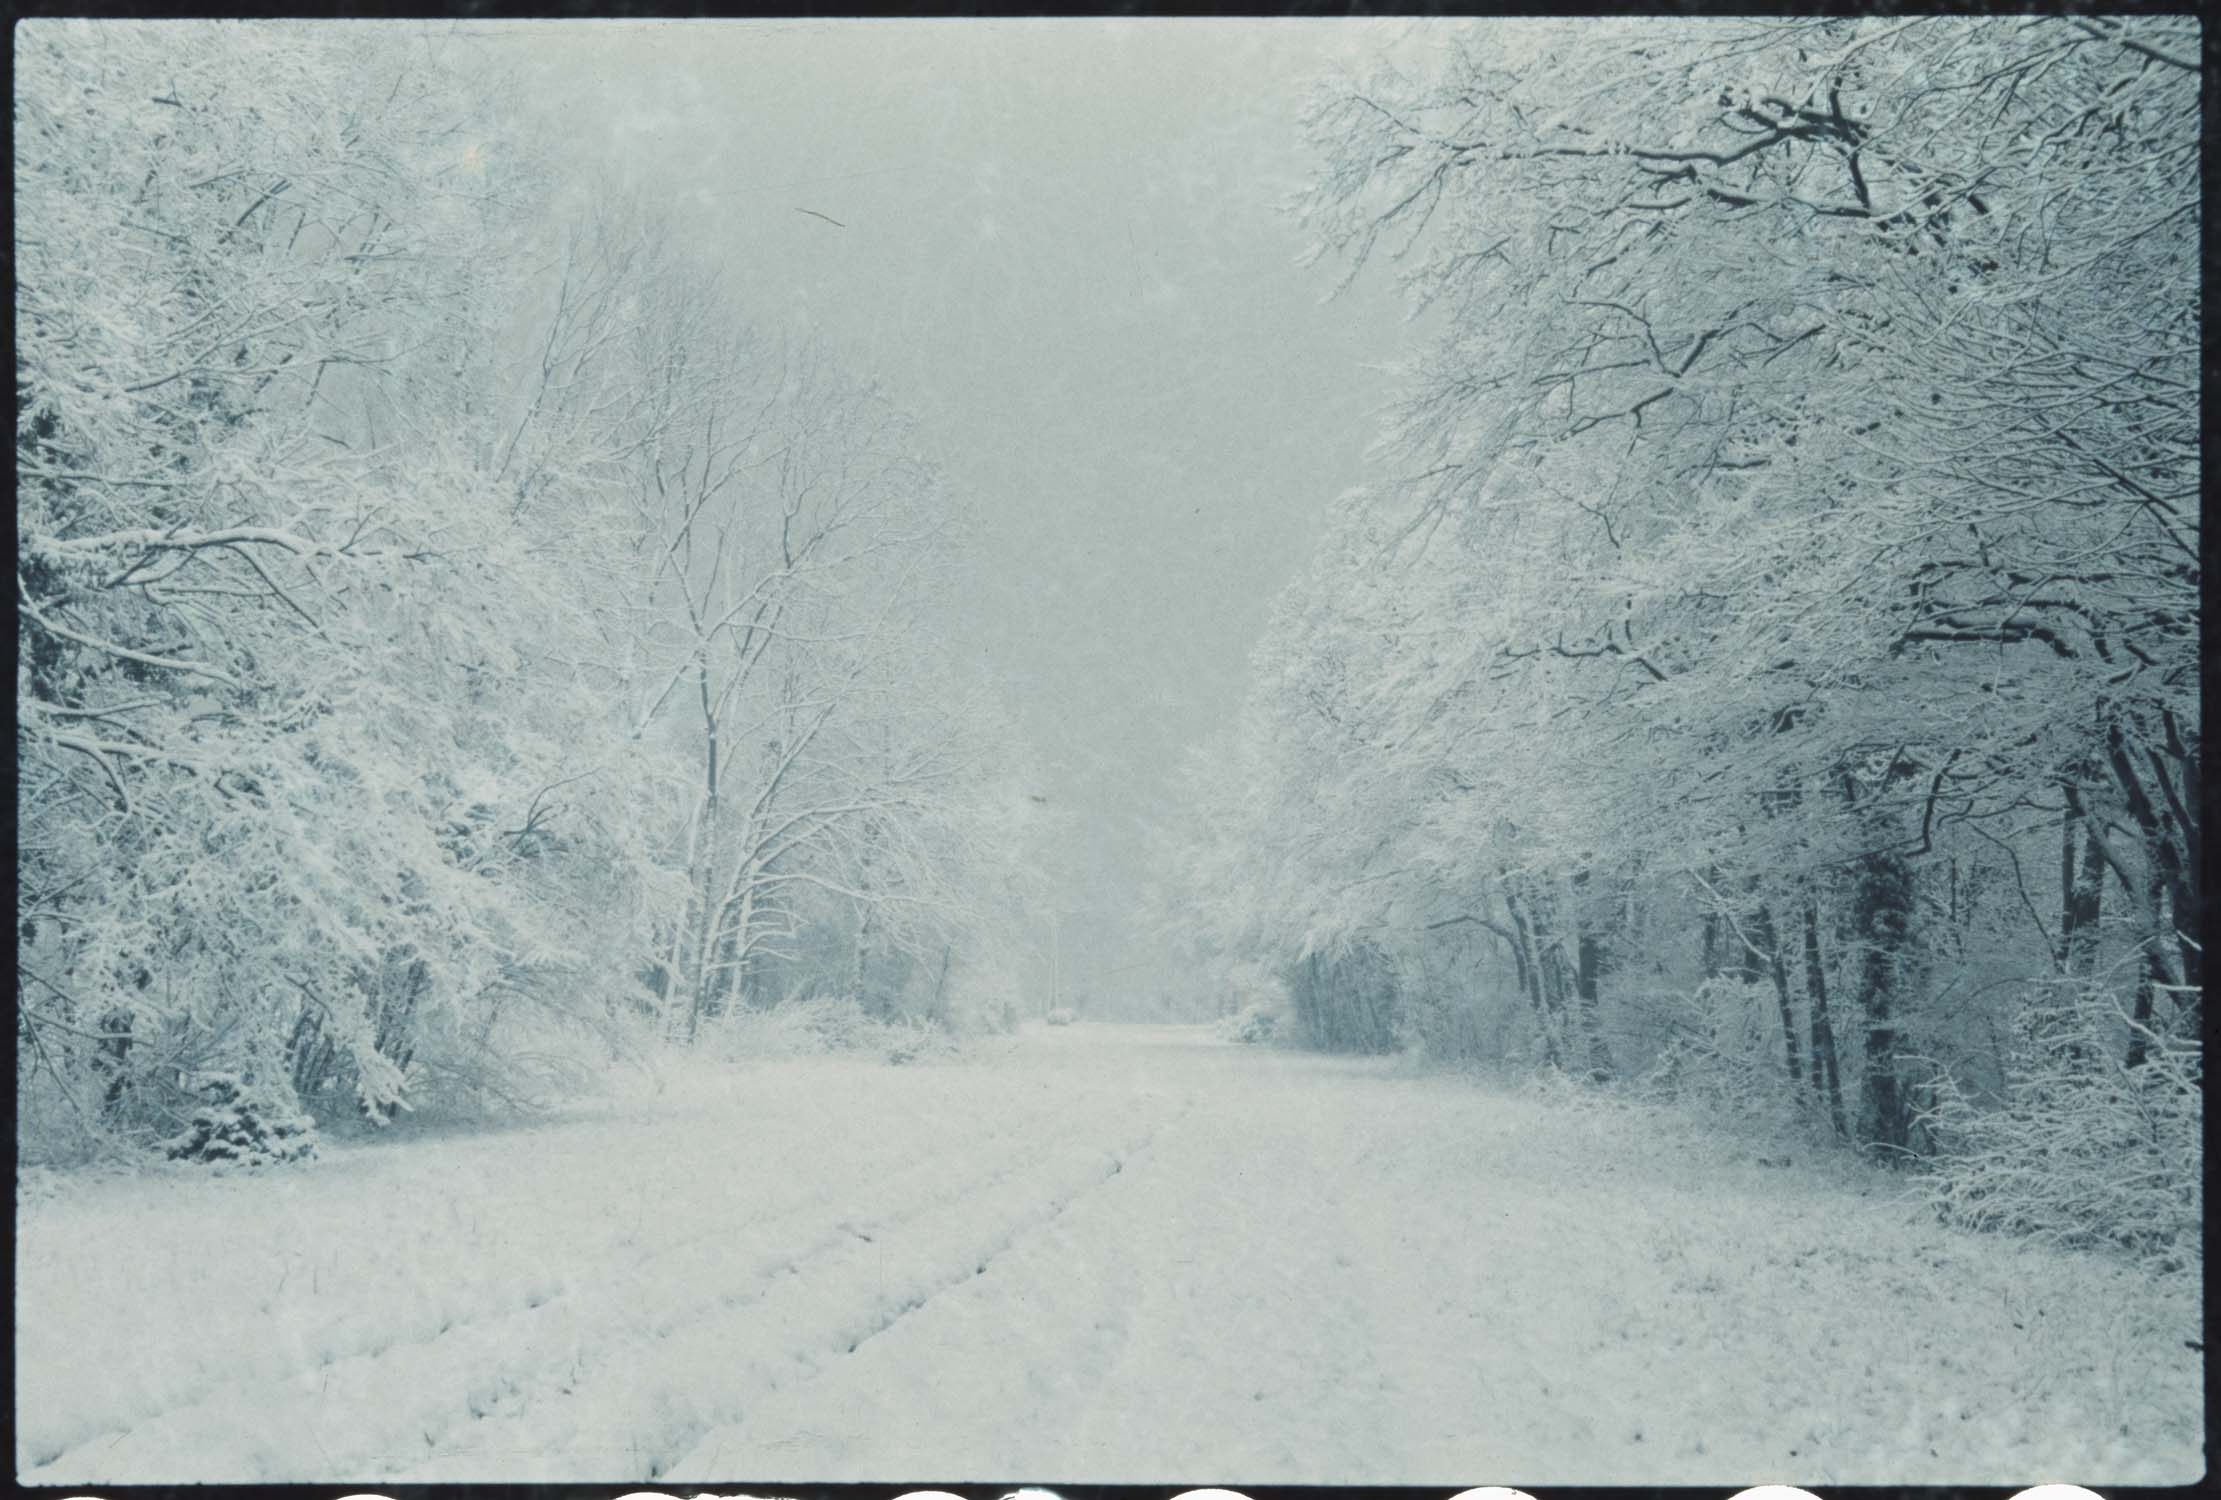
[488,18,1432,1002]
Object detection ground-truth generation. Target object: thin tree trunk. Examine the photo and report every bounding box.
[705,922,740,1020]
[1756,903,1802,1084]
[2057,802,2078,969]
[1504,916,1552,1065]
[662,791,704,1040]
[1731,876,1769,988]
[2127,843,2172,1069]
[850,901,877,1016]
[682,662,723,1045]
[1699,864,1723,981]
[2103,719,2199,987]
[1509,880,1570,1068]
[729,884,757,1011]
[1568,870,1614,1083]
[2061,817,2105,976]
[1500,885,1562,1069]
[1802,898,1848,1137]
[928,945,952,1025]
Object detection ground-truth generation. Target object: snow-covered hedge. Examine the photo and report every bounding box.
[1919,983,2200,1274]
[1044,1007,1077,1027]
[1631,978,1819,1140]
[697,995,959,1064]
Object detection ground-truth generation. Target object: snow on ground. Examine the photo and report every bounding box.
[16,1023,2202,1485]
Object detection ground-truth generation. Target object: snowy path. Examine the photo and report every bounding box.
[16,1024,2200,1484]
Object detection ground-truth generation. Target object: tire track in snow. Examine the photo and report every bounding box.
[22,1027,2201,1484]
[17,1090,1054,1472]
[22,1081,1090,1483]
[419,1135,1143,1481]
[838,1086,1184,1363]
[658,1091,1190,1482]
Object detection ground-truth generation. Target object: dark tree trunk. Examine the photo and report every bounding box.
[287,1003,326,1100]
[2101,715,2200,992]
[1571,927,1613,1082]
[1729,878,1770,988]
[1509,881,1569,1023]
[94,1007,135,1115]
[1698,865,1724,981]
[2127,845,2172,1069]
[1566,870,1616,1082]
[1802,898,1848,1137]
[929,945,952,1025]
[1851,850,1915,1157]
[1501,885,1563,1070]
[705,922,742,1020]
[1755,903,1802,1084]
[2057,803,2076,968]
[2060,814,2105,975]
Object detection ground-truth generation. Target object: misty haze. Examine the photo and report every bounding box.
[14,16,2202,1488]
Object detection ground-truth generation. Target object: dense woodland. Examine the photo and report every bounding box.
[11,24,2205,1490]
[1149,15,2201,1267]
[17,22,1044,1160]
[11,18,2205,1278]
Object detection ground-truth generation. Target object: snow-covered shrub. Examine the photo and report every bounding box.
[939,963,1025,1038]
[1213,965,1293,1044]
[1045,1007,1077,1027]
[162,1073,318,1167]
[1217,998,1284,1044]
[1919,981,2200,1273]
[696,993,959,1063]
[882,1016,961,1066]
[395,990,652,1123]
[794,994,876,1050]
[1630,978,1818,1141]
[1391,973,1523,1065]
[697,997,848,1059]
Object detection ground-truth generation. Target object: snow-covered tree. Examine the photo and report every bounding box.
[16,21,1045,1159]
[15,21,623,1138]
[1158,14,2198,1237]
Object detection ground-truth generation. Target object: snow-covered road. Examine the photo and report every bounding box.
[16,1023,2201,1484]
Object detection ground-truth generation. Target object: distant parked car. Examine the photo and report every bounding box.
[1045,1007,1077,1027]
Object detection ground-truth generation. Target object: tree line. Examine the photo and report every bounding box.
[17,22,1041,1160]
[1152,15,2200,1268]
